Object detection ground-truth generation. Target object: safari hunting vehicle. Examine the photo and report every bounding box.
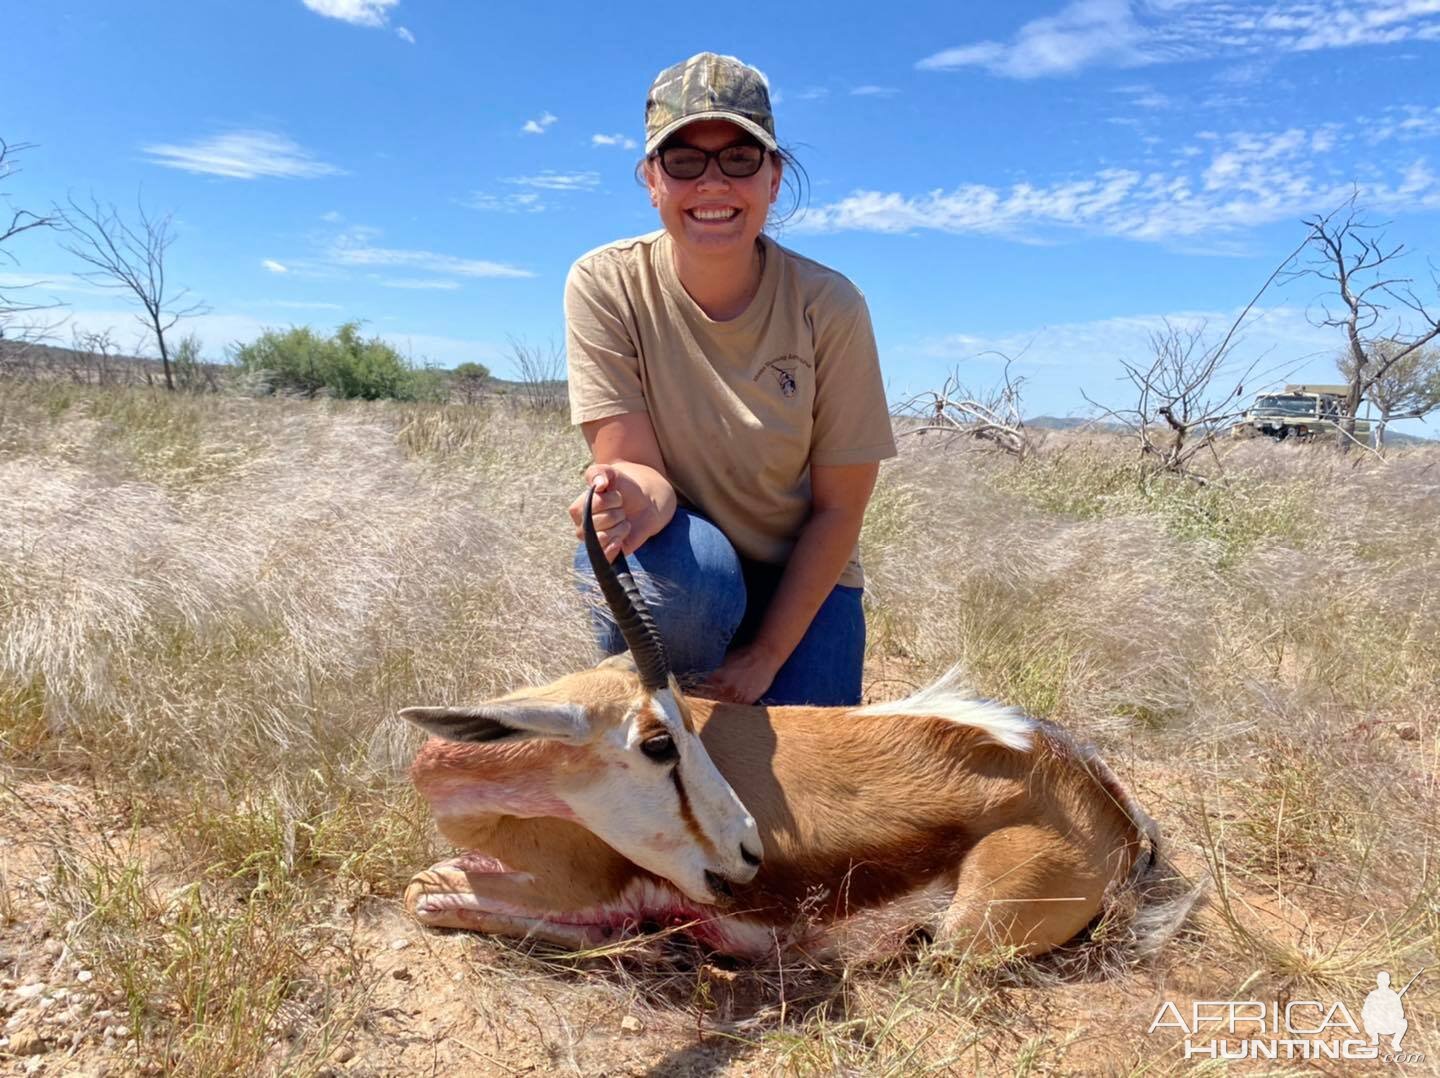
[1231,383,1372,442]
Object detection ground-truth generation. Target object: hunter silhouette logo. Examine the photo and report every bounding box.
[1148,968,1427,1063]
[754,354,810,399]
[1363,969,1422,1052]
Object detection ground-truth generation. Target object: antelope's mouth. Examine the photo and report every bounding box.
[445,851,513,876]
[405,856,707,939]
[404,854,778,958]
[405,854,526,915]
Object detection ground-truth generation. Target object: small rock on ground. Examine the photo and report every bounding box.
[9,1028,47,1056]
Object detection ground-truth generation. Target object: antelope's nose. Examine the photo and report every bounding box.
[740,843,762,868]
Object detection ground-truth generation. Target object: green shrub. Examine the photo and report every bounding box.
[231,322,437,401]
[452,361,490,381]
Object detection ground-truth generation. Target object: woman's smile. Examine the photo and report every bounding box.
[687,206,741,222]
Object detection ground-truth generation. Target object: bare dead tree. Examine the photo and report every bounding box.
[507,336,568,414]
[897,356,1038,458]
[0,138,64,353]
[1083,232,1314,483]
[56,193,209,392]
[1285,196,1440,450]
[66,327,132,385]
[1085,321,1261,482]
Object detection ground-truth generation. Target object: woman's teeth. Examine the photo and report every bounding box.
[690,208,738,221]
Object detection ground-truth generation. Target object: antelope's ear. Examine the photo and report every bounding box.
[597,652,638,674]
[400,703,590,744]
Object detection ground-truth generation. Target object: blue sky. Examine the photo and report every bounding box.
[5,0,1440,435]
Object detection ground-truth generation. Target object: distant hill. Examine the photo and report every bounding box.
[0,337,171,381]
[1023,414,1435,446]
[1026,415,1128,434]
[0,338,551,394]
[2,341,1432,444]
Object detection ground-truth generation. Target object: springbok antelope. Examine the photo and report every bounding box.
[401,495,1159,959]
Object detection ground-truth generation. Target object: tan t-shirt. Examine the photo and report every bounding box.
[566,230,896,588]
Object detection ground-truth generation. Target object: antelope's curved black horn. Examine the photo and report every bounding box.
[583,486,671,691]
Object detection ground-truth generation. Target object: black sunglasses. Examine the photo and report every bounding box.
[654,142,767,180]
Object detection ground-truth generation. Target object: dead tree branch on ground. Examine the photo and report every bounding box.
[897,356,1038,459]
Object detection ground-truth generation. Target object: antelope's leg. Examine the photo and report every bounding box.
[939,826,1108,957]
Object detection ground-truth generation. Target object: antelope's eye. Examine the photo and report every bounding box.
[640,733,678,763]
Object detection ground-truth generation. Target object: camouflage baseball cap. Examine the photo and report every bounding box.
[644,52,777,155]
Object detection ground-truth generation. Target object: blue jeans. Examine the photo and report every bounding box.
[573,508,865,706]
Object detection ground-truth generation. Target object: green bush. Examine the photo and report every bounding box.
[231,323,439,401]
[452,361,490,381]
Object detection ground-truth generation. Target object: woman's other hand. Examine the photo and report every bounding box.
[700,642,783,706]
[568,461,675,562]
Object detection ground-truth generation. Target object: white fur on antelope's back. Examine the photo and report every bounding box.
[854,666,1034,752]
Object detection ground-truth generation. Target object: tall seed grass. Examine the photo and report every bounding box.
[1,382,1436,1068]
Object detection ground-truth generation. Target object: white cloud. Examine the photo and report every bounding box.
[1112,83,1171,110]
[327,228,534,278]
[793,118,1440,244]
[916,305,1329,364]
[300,0,398,28]
[395,25,415,44]
[505,170,600,191]
[916,0,1440,79]
[0,271,113,298]
[592,133,639,149]
[262,260,289,274]
[1367,103,1440,143]
[918,0,1154,78]
[521,112,558,135]
[463,174,599,212]
[263,300,345,311]
[143,130,342,180]
[461,191,545,213]
[375,278,462,290]
[850,85,899,97]
[1283,0,1440,49]
[321,210,344,223]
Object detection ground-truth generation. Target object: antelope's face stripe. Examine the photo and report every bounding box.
[555,685,758,905]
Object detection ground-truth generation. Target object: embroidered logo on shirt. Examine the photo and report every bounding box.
[754,354,811,399]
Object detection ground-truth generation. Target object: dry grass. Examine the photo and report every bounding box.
[1,382,1436,1074]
